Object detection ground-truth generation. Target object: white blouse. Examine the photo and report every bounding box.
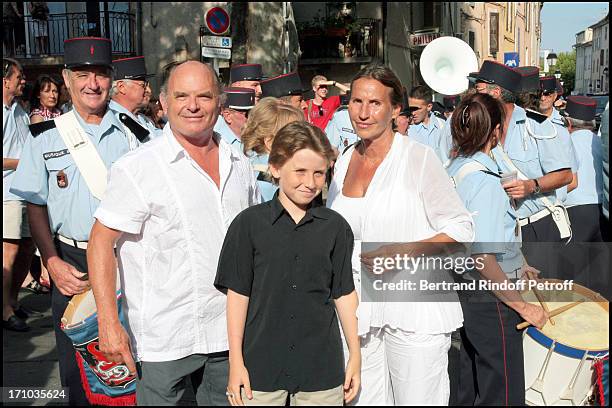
[328,132,474,335]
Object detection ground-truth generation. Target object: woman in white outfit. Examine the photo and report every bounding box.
[327,64,474,405]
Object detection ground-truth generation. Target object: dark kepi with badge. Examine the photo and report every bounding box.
[230,63,264,83]
[63,37,113,69]
[224,87,256,110]
[260,72,308,98]
[475,60,522,93]
[112,56,155,80]
[563,96,597,121]
[540,76,558,94]
[514,66,540,93]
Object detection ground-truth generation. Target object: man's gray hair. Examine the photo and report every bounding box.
[565,116,596,131]
[3,57,23,78]
[159,60,223,103]
[62,67,115,81]
[487,83,516,104]
[110,79,132,98]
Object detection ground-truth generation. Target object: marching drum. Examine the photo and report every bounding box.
[522,280,609,406]
[61,289,136,405]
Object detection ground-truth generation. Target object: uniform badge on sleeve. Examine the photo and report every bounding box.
[57,170,68,188]
[343,138,349,147]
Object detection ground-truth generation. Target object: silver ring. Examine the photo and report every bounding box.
[226,391,234,398]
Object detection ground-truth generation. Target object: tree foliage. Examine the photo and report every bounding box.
[556,50,576,95]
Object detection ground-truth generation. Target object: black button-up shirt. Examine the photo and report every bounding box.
[214,194,355,393]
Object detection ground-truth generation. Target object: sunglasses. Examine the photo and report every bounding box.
[317,85,328,90]
[541,91,555,96]
[318,105,324,117]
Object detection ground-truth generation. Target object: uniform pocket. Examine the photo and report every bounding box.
[45,155,77,194]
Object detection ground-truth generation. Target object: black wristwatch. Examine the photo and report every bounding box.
[533,178,541,194]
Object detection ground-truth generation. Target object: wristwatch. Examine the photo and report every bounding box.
[533,178,541,194]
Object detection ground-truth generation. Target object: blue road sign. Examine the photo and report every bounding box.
[504,52,519,67]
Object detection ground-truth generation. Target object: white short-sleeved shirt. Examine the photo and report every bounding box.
[94,124,261,362]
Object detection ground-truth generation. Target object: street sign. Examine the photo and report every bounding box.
[201,35,232,48]
[202,46,231,60]
[504,52,519,67]
[409,30,441,47]
[205,7,230,35]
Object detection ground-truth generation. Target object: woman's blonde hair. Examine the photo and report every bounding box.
[241,97,305,156]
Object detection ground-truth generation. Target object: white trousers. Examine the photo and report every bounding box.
[345,327,451,406]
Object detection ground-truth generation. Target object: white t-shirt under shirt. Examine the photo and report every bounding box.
[94,125,261,362]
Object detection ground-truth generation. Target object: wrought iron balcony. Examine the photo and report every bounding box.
[297,18,381,65]
[2,11,136,59]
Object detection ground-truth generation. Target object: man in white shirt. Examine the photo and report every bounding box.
[87,60,260,405]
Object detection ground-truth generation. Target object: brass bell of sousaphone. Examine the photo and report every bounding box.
[419,36,479,95]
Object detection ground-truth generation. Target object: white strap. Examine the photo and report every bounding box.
[495,147,556,208]
[525,113,558,140]
[54,111,108,200]
[495,147,572,240]
[451,161,488,188]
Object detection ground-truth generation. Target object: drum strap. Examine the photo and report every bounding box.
[495,147,572,241]
[54,111,108,200]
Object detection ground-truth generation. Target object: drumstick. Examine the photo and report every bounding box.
[525,270,555,326]
[516,299,584,330]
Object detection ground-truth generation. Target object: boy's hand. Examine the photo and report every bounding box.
[227,363,252,406]
[344,355,361,403]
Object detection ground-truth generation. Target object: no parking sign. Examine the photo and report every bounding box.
[205,7,230,35]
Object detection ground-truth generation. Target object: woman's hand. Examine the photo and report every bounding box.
[344,355,361,403]
[227,363,252,406]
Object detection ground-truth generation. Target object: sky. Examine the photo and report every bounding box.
[540,2,609,53]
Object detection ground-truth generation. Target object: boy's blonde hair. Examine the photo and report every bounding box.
[241,97,305,155]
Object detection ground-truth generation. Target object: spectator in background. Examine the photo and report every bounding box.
[28,2,49,55]
[304,75,350,130]
[140,98,165,129]
[3,58,35,332]
[58,82,72,113]
[29,74,62,123]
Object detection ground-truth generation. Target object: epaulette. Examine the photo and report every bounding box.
[525,109,548,124]
[118,113,149,142]
[551,118,567,128]
[29,120,56,137]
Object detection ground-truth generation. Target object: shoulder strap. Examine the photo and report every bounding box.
[29,120,56,137]
[118,113,149,143]
[54,111,108,200]
[451,161,488,188]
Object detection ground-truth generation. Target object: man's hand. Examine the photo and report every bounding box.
[46,256,89,296]
[344,355,361,403]
[503,179,535,199]
[516,302,548,329]
[98,321,136,375]
[227,363,252,406]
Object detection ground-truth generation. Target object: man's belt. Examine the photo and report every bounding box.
[57,234,88,250]
[518,208,551,227]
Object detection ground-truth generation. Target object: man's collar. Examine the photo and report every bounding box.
[163,125,242,164]
[72,106,123,139]
[269,190,329,225]
[109,99,137,119]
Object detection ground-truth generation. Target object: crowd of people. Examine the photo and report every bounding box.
[3,34,609,407]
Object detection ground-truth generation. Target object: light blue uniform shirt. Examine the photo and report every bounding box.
[324,108,359,152]
[550,109,578,205]
[447,152,522,274]
[600,105,609,219]
[136,113,163,139]
[214,116,244,151]
[492,105,572,219]
[409,112,445,155]
[108,99,161,142]
[437,114,454,166]
[566,129,603,207]
[9,108,131,241]
[249,153,278,202]
[3,102,31,202]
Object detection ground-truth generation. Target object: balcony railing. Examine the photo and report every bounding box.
[297,18,381,63]
[3,12,136,59]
